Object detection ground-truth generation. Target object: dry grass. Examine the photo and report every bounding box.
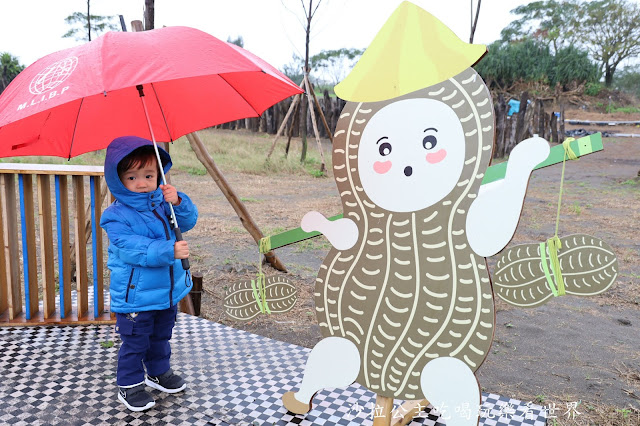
[0,127,332,179]
[170,128,332,177]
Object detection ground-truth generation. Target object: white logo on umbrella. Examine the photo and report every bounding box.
[29,56,78,95]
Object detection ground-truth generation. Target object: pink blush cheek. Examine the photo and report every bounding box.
[373,161,392,174]
[426,149,447,164]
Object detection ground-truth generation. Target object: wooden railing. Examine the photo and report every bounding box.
[0,164,114,326]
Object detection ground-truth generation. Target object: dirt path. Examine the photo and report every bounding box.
[175,127,639,424]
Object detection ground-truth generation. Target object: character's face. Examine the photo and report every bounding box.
[120,160,159,193]
[357,98,466,212]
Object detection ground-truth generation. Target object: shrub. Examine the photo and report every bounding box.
[584,82,603,96]
[475,38,600,90]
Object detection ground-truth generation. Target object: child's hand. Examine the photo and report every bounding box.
[174,241,189,259]
[160,184,181,205]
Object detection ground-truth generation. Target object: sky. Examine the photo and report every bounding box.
[1,0,538,71]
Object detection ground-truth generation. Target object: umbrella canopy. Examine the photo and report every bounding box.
[0,26,302,158]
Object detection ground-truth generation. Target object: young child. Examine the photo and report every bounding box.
[100,135,198,412]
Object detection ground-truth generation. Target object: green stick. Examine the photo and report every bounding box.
[266,133,603,251]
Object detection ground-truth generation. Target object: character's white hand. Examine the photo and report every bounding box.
[467,135,550,257]
[505,135,551,178]
[302,211,359,250]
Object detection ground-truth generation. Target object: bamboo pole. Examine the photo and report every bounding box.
[308,80,334,143]
[185,132,287,272]
[285,97,301,157]
[303,74,326,173]
[266,79,305,159]
[267,94,300,159]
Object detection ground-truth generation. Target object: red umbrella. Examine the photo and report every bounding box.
[0,26,302,158]
[0,26,303,269]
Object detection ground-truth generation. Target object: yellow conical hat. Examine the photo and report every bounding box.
[334,1,487,102]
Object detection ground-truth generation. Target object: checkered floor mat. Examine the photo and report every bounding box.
[0,314,547,425]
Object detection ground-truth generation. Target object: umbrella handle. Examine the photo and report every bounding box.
[174,226,190,270]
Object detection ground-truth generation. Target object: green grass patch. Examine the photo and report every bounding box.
[0,128,332,178]
[568,202,582,215]
[293,236,332,252]
[606,105,640,114]
[620,178,640,186]
[263,226,286,236]
[171,129,332,177]
[177,165,207,176]
[240,197,260,203]
[0,150,106,166]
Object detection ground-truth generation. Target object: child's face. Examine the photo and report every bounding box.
[120,160,159,193]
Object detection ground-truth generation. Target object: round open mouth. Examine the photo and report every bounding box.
[404,166,413,176]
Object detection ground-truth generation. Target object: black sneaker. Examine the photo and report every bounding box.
[145,368,186,393]
[118,383,155,412]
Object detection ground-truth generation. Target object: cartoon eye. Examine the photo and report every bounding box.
[379,142,392,156]
[423,135,437,150]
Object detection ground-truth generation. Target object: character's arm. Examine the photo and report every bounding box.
[466,135,550,257]
[301,211,359,250]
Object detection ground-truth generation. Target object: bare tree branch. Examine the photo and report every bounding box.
[470,0,482,43]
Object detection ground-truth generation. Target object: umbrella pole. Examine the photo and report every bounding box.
[137,85,190,270]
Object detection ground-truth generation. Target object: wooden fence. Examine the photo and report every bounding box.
[493,91,566,158]
[218,88,565,160]
[0,164,114,326]
[216,89,347,140]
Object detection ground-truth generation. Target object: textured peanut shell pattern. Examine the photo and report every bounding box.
[493,234,618,308]
[224,276,297,321]
[316,68,496,400]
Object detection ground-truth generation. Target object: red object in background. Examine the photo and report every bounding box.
[0,26,302,158]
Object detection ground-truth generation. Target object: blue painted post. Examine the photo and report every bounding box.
[90,176,98,318]
[55,175,66,318]
[18,174,30,320]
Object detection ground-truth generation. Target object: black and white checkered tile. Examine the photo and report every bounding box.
[0,313,547,425]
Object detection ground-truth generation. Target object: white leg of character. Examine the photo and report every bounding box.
[467,135,551,257]
[420,357,480,426]
[282,337,361,414]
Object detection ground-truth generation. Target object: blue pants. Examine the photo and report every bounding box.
[115,305,178,387]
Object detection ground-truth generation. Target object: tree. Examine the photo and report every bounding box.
[502,0,640,87]
[469,0,482,43]
[226,36,244,48]
[310,48,364,87]
[282,53,305,84]
[280,0,325,163]
[475,38,599,91]
[0,52,25,94]
[579,0,640,86]
[63,0,119,42]
[501,0,580,55]
[614,65,640,97]
[298,0,324,163]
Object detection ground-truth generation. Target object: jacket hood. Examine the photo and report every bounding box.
[104,136,172,211]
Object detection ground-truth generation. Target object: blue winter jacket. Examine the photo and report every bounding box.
[100,136,198,313]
